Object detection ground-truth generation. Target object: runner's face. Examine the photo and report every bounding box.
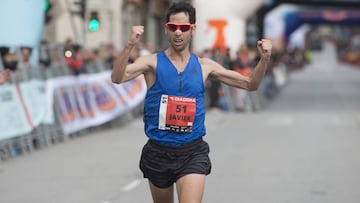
[165,12,195,52]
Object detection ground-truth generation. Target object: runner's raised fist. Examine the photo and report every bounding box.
[128,26,144,46]
[257,39,272,60]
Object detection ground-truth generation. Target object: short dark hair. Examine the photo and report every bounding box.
[166,1,196,24]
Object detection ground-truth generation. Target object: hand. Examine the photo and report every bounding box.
[127,26,144,46]
[0,69,10,84]
[257,39,272,60]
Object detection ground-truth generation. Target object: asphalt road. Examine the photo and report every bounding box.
[1,42,360,203]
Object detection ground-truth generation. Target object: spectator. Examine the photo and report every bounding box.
[39,40,52,67]
[1,47,18,72]
[64,44,84,76]
[233,44,251,76]
[18,47,33,70]
[104,43,118,68]
[232,44,252,111]
[50,46,70,76]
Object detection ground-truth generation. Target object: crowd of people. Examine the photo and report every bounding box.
[0,34,291,113]
[0,39,119,83]
[197,44,291,112]
[334,27,360,67]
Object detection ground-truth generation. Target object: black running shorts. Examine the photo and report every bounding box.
[139,137,211,188]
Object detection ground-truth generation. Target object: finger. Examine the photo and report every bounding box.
[135,28,144,39]
[260,40,271,50]
[257,40,267,51]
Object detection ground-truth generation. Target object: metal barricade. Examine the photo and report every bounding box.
[0,60,144,161]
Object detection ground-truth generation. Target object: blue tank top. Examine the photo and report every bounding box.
[143,51,206,146]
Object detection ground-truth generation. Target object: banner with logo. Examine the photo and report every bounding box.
[52,71,146,134]
[0,71,147,140]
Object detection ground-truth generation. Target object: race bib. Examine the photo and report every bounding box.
[158,95,196,132]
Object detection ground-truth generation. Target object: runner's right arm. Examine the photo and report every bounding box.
[111,26,151,84]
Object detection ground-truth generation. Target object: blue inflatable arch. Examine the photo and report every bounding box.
[284,9,360,44]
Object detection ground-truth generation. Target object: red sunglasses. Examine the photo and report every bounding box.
[165,23,194,32]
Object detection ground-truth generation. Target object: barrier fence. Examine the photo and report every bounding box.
[0,64,146,161]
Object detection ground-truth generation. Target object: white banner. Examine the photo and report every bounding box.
[52,71,147,134]
[0,71,147,140]
[20,80,51,127]
[0,84,32,140]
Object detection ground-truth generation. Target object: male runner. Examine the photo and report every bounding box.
[111,2,272,203]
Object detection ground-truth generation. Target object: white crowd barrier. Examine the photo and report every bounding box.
[0,70,146,160]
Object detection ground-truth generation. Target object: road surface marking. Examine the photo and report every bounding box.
[122,179,142,192]
[267,115,293,126]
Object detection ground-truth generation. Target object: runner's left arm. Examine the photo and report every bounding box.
[203,39,272,91]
